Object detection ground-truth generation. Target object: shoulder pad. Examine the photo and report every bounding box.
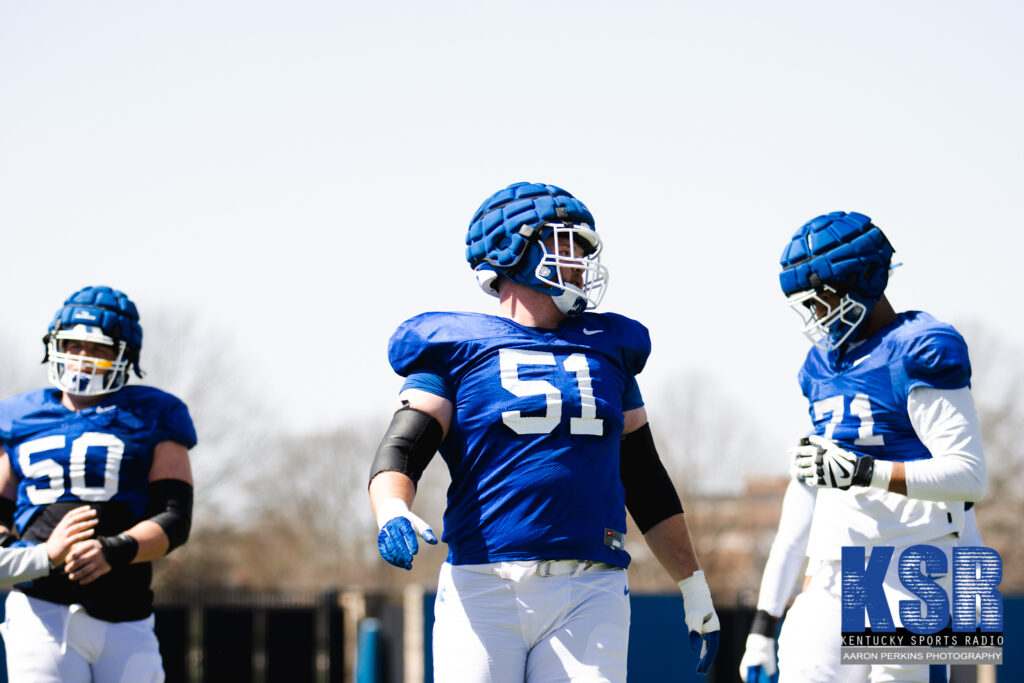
[585,312,651,376]
[388,312,473,378]
[119,386,198,449]
[902,320,971,391]
[797,347,824,398]
[0,390,55,441]
[116,385,189,413]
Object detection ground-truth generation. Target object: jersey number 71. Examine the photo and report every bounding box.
[813,393,885,446]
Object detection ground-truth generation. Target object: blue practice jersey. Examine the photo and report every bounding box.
[800,311,973,557]
[0,385,196,621]
[0,386,197,531]
[799,311,971,460]
[389,311,650,568]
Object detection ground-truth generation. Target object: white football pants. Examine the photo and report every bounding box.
[777,538,955,683]
[432,560,630,683]
[1,591,164,683]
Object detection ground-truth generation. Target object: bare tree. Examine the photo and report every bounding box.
[136,313,294,590]
[624,371,786,598]
[156,421,454,592]
[0,337,52,399]
[141,312,280,525]
[646,371,771,497]
[957,321,1024,591]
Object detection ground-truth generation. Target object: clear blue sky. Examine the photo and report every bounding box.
[2,1,1021,474]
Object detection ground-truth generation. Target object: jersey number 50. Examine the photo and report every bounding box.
[499,349,604,436]
[18,433,125,504]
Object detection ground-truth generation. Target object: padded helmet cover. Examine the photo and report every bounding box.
[779,211,894,308]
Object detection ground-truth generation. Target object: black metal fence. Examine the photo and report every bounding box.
[154,589,347,683]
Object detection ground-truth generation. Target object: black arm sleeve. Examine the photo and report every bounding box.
[0,497,15,547]
[145,479,193,553]
[99,533,140,566]
[620,423,683,534]
[369,405,443,487]
[750,609,782,638]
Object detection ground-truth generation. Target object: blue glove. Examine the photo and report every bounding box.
[375,499,437,571]
[678,570,720,675]
[743,666,778,683]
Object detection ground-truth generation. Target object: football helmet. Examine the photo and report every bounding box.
[465,182,608,316]
[43,286,143,396]
[779,211,895,351]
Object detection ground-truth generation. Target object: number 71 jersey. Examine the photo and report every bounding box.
[799,311,971,461]
[388,311,651,568]
[0,386,197,533]
[801,311,973,556]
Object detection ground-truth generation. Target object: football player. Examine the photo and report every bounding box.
[0,286,197,683]
[737,479,985,683]
[0,505,97,588]
[740,212,986,683]
[368,182,721,681]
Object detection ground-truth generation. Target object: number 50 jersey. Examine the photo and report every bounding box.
[0,385,197,621]
[389,311,651,568]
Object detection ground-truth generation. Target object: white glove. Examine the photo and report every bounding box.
[792,435,874,490]
[678,570,720,674]
[738,633,777,682]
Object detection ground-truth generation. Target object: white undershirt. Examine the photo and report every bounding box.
[902,386,987,501]
[755,478,816,617]
[0,544,49,588]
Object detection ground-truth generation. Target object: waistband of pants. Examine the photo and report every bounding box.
[455,559,619,580]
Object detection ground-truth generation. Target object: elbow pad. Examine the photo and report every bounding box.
[369,406,443,487]
[146,479,193,553]
[620,423,683,534]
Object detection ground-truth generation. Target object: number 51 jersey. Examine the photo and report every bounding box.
[389,311,651,568]
[0,385,197,621]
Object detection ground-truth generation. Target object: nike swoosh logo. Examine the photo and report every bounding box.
[582,328,603,335]
[95,405,117,413]
[852,354,871,367]
[832,461,850,479]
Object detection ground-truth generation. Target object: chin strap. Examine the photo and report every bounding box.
[550,286,587,316]
[474,266,501,298]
